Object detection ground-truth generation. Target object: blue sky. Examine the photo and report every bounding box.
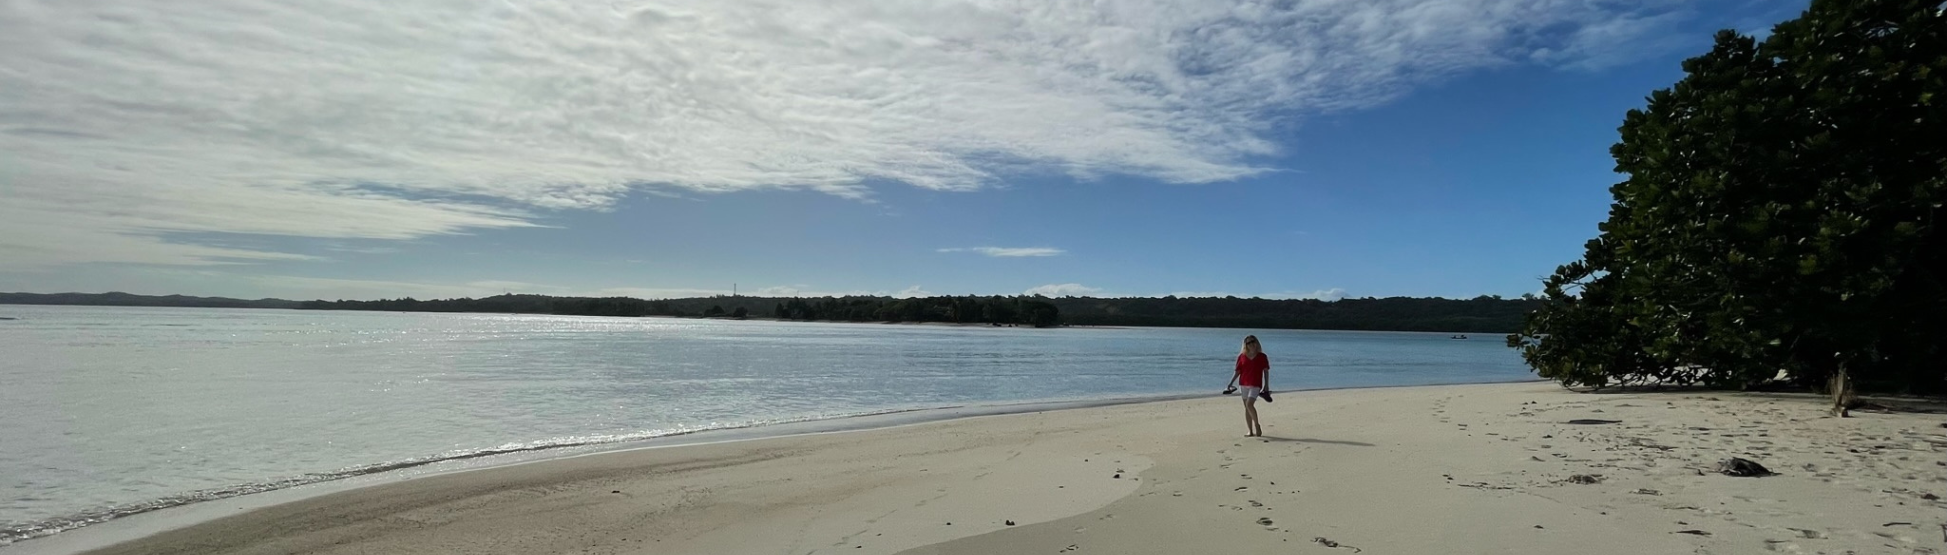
[0,0,1804,301]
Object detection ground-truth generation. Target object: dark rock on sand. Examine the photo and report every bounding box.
[1717,457,1774,477]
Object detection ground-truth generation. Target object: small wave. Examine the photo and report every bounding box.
[0,407,932,546]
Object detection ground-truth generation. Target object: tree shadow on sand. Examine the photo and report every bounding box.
[1572,384,1947,415]
[1256,436,1375,447]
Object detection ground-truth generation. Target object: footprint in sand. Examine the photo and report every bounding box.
[1871,531,1916,544]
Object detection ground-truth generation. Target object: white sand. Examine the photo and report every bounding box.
[57,382,1947,555]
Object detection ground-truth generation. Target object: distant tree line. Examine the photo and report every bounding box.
[294,294,1065,327]
[1048,295,1539,333]
[1508,0,1946,401]
[772,296,1060,327]
[0,291,300,309]
[296,294,726,318]
[7,291,1543,333]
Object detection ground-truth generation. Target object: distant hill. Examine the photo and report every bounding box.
[0,291,302,309]
[2,291,1541,333]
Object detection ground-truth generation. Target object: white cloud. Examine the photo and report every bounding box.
[938,247,1065,257]
[748,285,874,298]
[1166,291,1235,298]
[1288,288,1347,301]
[1529,7,1697,70]
[589,286,736,299]
[3,0,1695,267]
[894,285,934,298]
[751,286,811,297]
[1025,283,1102,297]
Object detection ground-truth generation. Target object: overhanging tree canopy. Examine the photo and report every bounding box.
[1509,0,1946,395]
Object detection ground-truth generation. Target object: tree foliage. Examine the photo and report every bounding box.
[1510,0,1946,394]
[1050,295,1537,332]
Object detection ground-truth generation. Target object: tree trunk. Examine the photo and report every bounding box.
[1829,365,1856,418]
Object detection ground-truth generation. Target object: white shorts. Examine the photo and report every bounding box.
[1240,387,1262,403]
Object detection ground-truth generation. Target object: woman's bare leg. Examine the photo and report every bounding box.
[1244,400,1259,436]
[1248,403,1262,436]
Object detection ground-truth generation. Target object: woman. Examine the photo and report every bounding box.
[1226,335,1270,437]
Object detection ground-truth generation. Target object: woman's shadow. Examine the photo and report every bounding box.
[1255,436,1374,446]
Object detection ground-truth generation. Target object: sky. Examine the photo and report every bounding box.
[0,0,1807,301]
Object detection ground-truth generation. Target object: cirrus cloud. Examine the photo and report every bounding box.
[1025,283,1103,297]
[3,0,1701,268]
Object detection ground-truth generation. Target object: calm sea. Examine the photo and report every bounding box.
[0,305,1533,545]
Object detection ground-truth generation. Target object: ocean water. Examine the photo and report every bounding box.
[0,305,1533,545]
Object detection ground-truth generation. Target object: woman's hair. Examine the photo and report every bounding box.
[1240,335,1260,356]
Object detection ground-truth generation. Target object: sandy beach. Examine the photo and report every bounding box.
[46,382,1947,555]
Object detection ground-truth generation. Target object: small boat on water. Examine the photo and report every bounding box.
[1450,334,1467,340]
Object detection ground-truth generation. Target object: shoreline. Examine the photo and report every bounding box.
[0,380,1546,555]
[15,379,1942,555]
[0,392,1201,551]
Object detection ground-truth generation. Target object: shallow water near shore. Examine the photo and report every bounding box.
[0,305,1531,544]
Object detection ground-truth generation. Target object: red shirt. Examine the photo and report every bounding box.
[1235,353,1268,388]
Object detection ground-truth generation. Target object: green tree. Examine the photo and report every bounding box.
[1020,299,1060,328]
[1511,0,1947,404]
[732,306,749,319]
